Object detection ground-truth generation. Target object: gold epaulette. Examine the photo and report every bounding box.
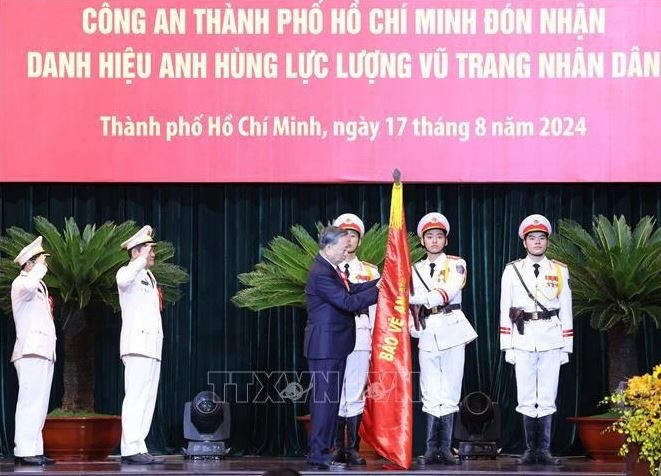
[361,261,378,270]
[507,258,523,266]
[446,255,462,260]
[551,259,567,268]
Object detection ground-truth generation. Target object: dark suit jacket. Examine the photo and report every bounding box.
[304,254,379,359]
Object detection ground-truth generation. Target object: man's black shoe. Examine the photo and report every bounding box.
[307,460,347,471]
[328,461,347,471]
[307,460,330,470]
[437,448,460,465]
[345,449,366,465]
[331,447,346,463]
[14,456,45,466]
[418,452,440,465]
[516,449,537,465]
[37,455,55,465]
[122,453,160,465]
[146,454,165,464]
[537,450,561,466]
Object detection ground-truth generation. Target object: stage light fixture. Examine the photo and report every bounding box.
[183,391,231,459]
[454,391,501,459]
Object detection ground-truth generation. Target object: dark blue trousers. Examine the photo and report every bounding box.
[306,358,346,464]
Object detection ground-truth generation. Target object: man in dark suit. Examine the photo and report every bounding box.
[304,226,379,470]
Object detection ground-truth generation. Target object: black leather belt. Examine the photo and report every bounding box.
[429,304,461,315]
[522,309,559,321]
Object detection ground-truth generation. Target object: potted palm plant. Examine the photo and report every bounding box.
[0,217,189,460]
[548,215,661,461]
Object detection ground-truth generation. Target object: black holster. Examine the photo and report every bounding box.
[509,307,525,335]
[410,305,427,331]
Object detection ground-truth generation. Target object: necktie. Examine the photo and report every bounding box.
[429,262,436,278]
[344,263,350,278]
[337,266,350,290]
[533,263,540,278]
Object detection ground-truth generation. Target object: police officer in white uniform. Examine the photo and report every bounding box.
[10,236,56,466]
[499,214,573,466]
[117,226,165,465]
[331,213,380,466]
[409,213,477,465]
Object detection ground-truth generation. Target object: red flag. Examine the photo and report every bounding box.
[360,181,412,469]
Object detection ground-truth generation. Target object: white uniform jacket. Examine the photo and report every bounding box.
[338,257,380,351]
[10,264,56,362]
[409,254,477,351]
[499,257,573,353]
[116,257,163,360]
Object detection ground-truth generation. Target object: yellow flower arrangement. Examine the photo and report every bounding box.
[606,364,661,475]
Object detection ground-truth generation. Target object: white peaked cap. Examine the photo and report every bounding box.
[14,236,47,266]
[518,214,552,239]
[121,225,156,250]
[417,212,450,238]
[333,213,365,237]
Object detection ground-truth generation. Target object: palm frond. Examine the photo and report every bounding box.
[548,215,661,334]
[356,224,389,266]
[631,216,654,249]
[291,225,319,257]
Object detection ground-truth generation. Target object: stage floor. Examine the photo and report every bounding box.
[0,455,626,476]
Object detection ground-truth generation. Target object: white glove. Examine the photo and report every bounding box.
[409,320,423,339]
[505,349,516,365]
[560,352,570,365]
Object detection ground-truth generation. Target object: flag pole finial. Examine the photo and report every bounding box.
[392,169,401,184]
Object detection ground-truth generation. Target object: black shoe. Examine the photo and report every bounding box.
[307,459,329,470]
[537,450,561,465]
[331,447,346,463]
[146,453,165,464]
[14,456,45,466]
[328,461,347,471]
[345,448,366,465]
[418,451,440,465]
[307,460,347,471]
[516,449,537,465]
[437,447,460,465]
[122,453,160,465]
[37,455,55,465]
